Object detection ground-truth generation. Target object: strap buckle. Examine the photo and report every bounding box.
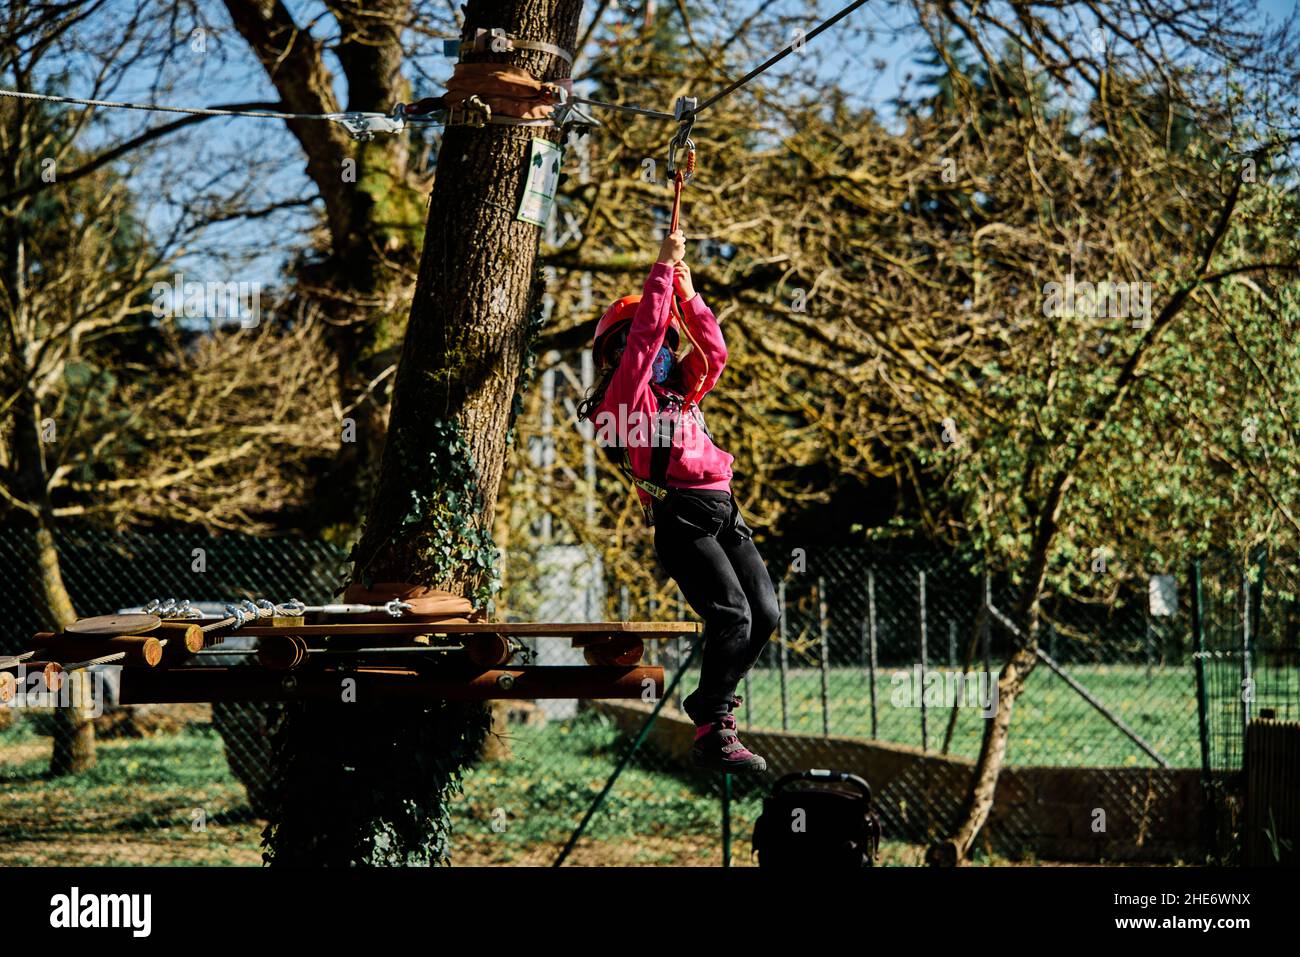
[447,96,492,127]
[471,28,574,65]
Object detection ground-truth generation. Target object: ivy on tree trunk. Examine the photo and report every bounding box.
[262,0,584,867]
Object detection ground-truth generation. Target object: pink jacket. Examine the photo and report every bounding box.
[595,261,734,502]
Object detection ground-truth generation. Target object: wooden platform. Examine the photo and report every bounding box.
[11,618,691,704]
[118,665,664,703]
[235,621,700,638]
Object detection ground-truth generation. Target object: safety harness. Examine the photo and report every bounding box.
[605,386,716,528]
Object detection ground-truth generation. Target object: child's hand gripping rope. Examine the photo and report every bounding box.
[658,228,685,264]
[672,260,696,301]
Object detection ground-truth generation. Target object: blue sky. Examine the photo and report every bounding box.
[24,0,1299,288]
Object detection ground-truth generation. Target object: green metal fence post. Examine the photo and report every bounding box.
[1191,559,1215,861]
[777,579,789,731]
[866,569,878,739]
[722,773,732,867]
[818,575,830,736]
[1192,560,1212,781]
[919,569,928,752]
[1240,566,1252,749]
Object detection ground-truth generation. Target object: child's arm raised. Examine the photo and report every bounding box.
[604,230,684,412]
[673,260,727,403]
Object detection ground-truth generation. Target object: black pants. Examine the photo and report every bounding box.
[652,488,780,724]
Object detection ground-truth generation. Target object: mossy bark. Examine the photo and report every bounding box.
[262,0,583,867]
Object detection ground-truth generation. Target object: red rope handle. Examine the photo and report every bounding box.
[668,149,706,406]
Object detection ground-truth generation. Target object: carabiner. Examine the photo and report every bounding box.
[667,132,696,182]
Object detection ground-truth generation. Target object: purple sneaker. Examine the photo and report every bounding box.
[691,706,768,774]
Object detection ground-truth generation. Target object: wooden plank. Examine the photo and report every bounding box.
[118,665,664,703]
[234,621,699,638]
[33,633,163,668]
[65,613,160,636]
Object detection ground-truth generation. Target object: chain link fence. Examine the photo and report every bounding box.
[570,550,1208,864]
[0,527,1280,865]
[1193,552,1300,863]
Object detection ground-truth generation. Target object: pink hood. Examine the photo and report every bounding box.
[593,261,734,501]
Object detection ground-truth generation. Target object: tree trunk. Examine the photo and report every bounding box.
[8,383,91,775]
[36,522,94,775]
[262,0,583,866]
[925,641,1037,866]
[928,491,1065,865]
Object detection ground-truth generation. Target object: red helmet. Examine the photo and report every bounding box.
[592,295,679,367]
[594,295,641,343]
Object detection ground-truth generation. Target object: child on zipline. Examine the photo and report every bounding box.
[578,228,779,774]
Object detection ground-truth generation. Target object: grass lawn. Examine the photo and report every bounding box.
[694,661,1203,767]
[0,658,1201,868]
[0,718,263,865]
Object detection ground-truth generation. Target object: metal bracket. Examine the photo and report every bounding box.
[549,87,601,132]
[330,111,406,141]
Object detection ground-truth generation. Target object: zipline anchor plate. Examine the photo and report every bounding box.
[331,111,407,141]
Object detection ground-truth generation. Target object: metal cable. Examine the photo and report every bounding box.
[569,95,674,120]
[1,0,872,132]
[0,87,341,122]
[696,0,871,115]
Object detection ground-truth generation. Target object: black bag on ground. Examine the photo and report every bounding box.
[751,769,881,868]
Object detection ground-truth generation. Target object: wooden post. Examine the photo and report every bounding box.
[155,621,205,659]
[10,661,65,694]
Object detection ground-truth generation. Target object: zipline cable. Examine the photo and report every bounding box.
[696,0,871,115]
[0,86,343,122]
[569,94,674,120]
[0,0,871,131]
